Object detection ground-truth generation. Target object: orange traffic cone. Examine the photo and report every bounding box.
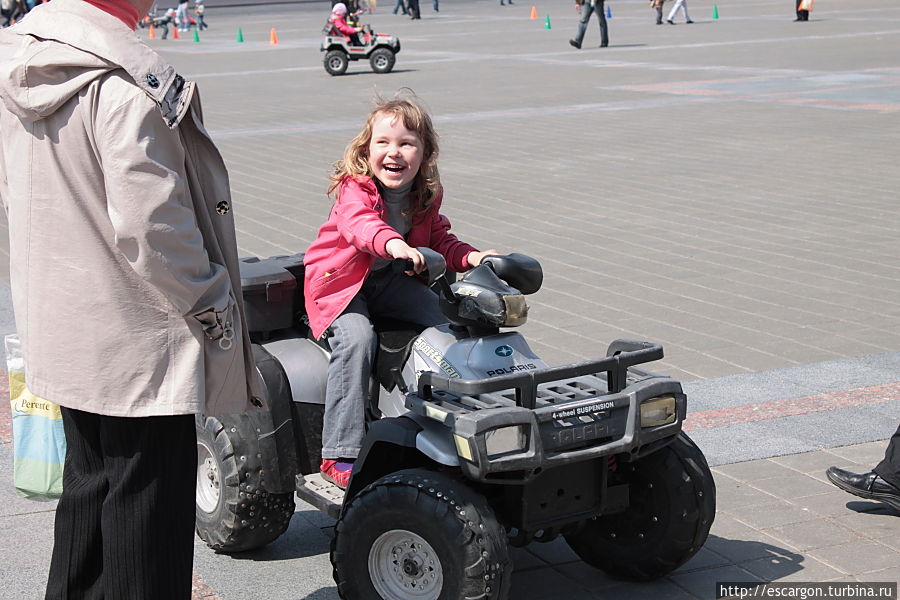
[173,26,180,39]
[148,24,156,39]
[269,28,278,45]
[529,5,537,19]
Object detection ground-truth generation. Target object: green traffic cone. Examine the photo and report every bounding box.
[544,14,551,29]
[712,4,718,19]
[193,28,200,42]
[236,27,244,42]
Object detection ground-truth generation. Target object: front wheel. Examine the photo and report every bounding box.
[332,468,511,599]
[195,415,296,552]
[564,433,716,580]
[324,50,349,76]
[369,47,396,74]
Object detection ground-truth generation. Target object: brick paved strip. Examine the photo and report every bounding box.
[684,381,900,431]
[192,572,221,600]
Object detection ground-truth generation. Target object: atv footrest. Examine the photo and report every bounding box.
[295,473,344,520]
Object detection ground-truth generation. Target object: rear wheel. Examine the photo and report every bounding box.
[369,48,396,74]
[564,433,715,580]
[195,415,295,552]
[332,469,511,599]
[324,50,349,76]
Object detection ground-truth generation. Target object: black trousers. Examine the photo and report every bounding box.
[874,424,900,490]
[794,0,808,20]
[45,408,197,600]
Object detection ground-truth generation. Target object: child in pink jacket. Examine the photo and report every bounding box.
[304,96,495,488]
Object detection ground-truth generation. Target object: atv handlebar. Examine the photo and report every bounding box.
[390,247,447,287]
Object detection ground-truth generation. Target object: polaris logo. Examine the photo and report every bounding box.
[548,422,609,448]
[485,363,537,377]
[495,345,514,357]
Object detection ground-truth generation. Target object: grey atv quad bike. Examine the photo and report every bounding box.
[320,16,401,76]
[194,249,716,599]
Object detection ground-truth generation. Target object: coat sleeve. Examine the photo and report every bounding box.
[333,178,402,259]
[0,120,6,216]
[423,188,478,272]
[96,89,232,319]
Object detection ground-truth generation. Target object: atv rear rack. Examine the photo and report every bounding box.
[403,340,687,480]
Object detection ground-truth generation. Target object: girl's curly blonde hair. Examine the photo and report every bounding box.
[329,94,440,222]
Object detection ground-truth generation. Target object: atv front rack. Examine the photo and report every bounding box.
[404,340,686,481]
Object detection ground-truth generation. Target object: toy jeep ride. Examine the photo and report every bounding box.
[195,249,716,599]
[320,19,401,76]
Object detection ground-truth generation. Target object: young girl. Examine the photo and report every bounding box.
[327,2,362,45]
[303,96,495,488]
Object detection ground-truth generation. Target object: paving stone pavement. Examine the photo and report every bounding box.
[0,0,898,598]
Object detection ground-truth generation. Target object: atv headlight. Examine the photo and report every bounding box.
[640,395,676,427]
[484,425,527,458]
[453,434,474,462]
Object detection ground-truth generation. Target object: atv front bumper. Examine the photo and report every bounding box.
[405,340,687,483]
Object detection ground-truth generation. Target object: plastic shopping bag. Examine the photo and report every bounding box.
[5,334,66,500]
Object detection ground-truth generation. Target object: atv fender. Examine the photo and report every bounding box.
[345,416,457,503]
[236,344,298,495]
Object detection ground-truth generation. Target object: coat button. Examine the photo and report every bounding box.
[146,74,160,88]
[216,201,230,215]
[250,396,263,408]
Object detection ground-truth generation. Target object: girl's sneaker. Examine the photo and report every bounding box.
[320,459,354,489]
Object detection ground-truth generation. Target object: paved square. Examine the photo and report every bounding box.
[137,0,900,384]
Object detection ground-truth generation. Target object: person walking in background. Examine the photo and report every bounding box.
[392,0,407,15]
[175,0,189,30]
[826,425,900,513]
[666,0,692,24]
[500,0,513,6]
[0,0,264,597]
[194,0,207,29]
[407,0,419,19]
[650,0,665,24]
[569,0,607,49]
[794,0,809,21]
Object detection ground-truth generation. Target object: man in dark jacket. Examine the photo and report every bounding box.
[569,0,608,49]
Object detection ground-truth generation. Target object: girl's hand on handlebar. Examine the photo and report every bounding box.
[386,239,426,274]
[467,249,499,268]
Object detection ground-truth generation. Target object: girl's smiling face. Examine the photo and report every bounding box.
[368,113,424,189]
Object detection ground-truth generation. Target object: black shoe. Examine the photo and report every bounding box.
[666,19,674,24]
[826,467,900,512]
[599,43,607,47]
[569,39,581,49]
[656,20,662,24]
[686,19,694,23]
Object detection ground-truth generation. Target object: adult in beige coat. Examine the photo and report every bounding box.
[0,0,263,597]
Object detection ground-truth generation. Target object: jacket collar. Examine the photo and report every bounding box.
[9,0,193,127]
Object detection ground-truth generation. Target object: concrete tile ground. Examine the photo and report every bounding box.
[1,0,898,598]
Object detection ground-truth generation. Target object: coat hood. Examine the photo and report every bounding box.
[0,0,192,126]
